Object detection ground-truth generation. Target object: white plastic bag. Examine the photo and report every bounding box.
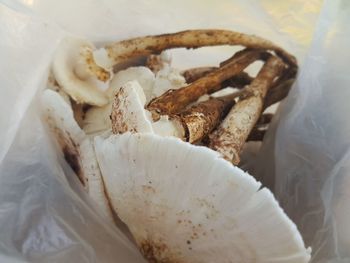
[0,0,326,262]
[254,0,350,262]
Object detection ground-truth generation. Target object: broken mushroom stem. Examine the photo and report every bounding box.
[171,95,236,143]
[147,49,265,116]
[208,55,285,165]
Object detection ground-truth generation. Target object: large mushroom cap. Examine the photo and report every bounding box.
[95,133,311,263]
[52,37,109,106]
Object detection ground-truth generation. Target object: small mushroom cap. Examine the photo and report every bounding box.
[41,90,113,222]
[52,37,109,106]
[95,133,311,263]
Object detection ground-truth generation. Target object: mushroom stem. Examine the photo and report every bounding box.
[222,72,253,89]
[264,78,294,109]
[97,29,296,69]
[246,113,273,141]
[208,55,285,164]
[182,67,217,83]
[183,67,252,89]
[147,49,263,115]
[171,95,235,143]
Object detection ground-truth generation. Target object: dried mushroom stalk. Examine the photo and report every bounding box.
[171,95,235,143]
[183,67,252,89]
[264,78,294,109]
[99,29,296,69]
[263,64,297,109]
[209,55,285,164]
[182,67,216,83]
[147,49,264,115]
[246,113,273,141]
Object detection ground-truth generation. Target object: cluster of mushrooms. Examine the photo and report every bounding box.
[42,30,311,262]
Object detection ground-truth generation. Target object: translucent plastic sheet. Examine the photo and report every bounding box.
[0,0,333,262]
[254,0,350,262]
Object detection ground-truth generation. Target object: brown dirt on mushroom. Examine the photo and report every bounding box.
[54,128,86,187]
[104,29,297,67]
[147,49,263,115]
[139,238,183,263]
[209,55,285,164]
[171,96,235,143]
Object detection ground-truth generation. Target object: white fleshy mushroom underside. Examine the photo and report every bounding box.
[41,90,113,222]
[95,133,311,263]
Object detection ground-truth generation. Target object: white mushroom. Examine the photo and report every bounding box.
[111,80,154,134]
[41,89,113,223]
[82,66,155,136]
[83,65,186,137]
[110,80,190,139]
[52,37,110,106]
[94,132,311,263]
[111,80,236,143]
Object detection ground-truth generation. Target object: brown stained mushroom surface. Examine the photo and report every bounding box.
[209,55,285,164]
[49,29,301,263]
[103,29,297,67]
[81,45,110,81]
[139,239,183,263]
[183,67,252,90]
[171,96,235,143]
[147,49,263,115]
[54,127,86,187]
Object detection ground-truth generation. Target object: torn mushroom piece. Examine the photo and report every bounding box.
[52,37,110,106]
[41,89,114,223]
[111,81,154,134]
[82,66,155,136]
[110,80,185,139]
[94,132,311,263]
[83,60,187,137]
[209,55,285,165]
